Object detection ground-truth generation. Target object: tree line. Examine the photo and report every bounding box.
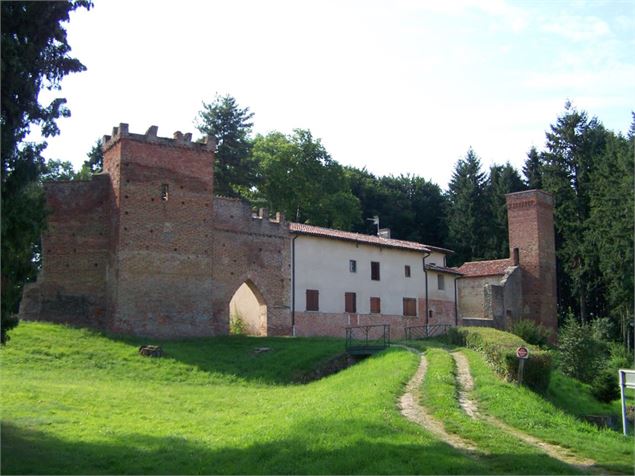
[2,1,632,345]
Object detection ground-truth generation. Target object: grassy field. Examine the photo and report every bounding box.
[2,322,483,475]
[2,322,633,474]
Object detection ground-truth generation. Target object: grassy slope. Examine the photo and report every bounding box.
[463,348,633,473]
[2,322,484,475]
[422,348,580,475]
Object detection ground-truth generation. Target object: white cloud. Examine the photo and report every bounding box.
[542,15,611,42]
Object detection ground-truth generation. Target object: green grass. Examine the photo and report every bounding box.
[463,348,634,473]
[421,347,582,474]
[2,322,485,475]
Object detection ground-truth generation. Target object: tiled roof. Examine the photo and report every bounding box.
[425,263,463,276]
[455,258,513,277]
[289,223,437,253]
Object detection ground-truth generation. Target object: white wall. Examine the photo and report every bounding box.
[293,235,454,315]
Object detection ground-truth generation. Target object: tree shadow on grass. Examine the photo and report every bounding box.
[1,420,595,475]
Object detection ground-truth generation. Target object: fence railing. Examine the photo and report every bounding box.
[404,324,451,340]
[345,324,390,354]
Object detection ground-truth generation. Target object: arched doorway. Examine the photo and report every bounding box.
[228,280,267,336]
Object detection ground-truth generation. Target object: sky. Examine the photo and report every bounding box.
[36,0,635,189]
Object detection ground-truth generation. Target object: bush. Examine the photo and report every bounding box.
[229,313,246,335]
[557,318,605,382]
[454,326,552,392]
[511,319,552,347]
[445,326,466,346]
[591,368,620,403]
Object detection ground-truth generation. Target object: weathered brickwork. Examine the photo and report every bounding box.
[20,124,290,338]
[506,190,557,332]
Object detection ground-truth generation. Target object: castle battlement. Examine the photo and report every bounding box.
[102,123,216,153]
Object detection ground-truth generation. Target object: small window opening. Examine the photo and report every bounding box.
[306,289,319,311]
[161,184,169,201]
[405,265,411,277]
[370,297,381,314]
[429,309,433,319]
[349,260,357,273]
[438,274,445,290]
[345,292,357,313]
[371,261,380,281]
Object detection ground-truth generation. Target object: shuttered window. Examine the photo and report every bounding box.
[371,261,380,281]
[306,289,319,311]
[345,292,357,313]
[403,298,417,317]
[370,297,381,314]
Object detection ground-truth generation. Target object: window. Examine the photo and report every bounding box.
[428,309,433,319]
[306,289,319,311]
[349,260,357,273]
[160,183,169,201]
[403,298,417,317]
[437,274,445,290]
[370,297,381,314]
[405,265,411,277]
[371,261,380,281]
[345,292,357,313]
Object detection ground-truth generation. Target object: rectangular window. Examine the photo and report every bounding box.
[345,292,357,313]
[160,183,169,201]
[306,289,319,311]
[371,261,380,281]
[403,298,417,317]
[438,274,445,290]
[405,265,411,277]
[349,259,357,273]
[370,297,381,314]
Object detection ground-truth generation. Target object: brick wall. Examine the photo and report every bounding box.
[506,190,557,332]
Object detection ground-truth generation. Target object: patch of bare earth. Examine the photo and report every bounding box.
[398,349,478,454]
[450,351,608,474]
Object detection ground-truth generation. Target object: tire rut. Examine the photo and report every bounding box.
[450,351,609,475]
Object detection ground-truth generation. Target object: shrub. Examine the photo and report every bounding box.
[511,319,551,347]
[557,318,605,382]
[591,367,620,403]
[455,326,552,392]
[445,326,466,346]
[229,313,246,335]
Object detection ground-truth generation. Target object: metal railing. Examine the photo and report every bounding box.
[345,324,390,355]
[404,324,451,340]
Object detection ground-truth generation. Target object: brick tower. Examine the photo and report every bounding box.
[505,190,557,333]
[102,124,217,336]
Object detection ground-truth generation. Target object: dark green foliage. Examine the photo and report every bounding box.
[485,162,525,258]
[446,148,488,265]
[590,368,620,403]
[451,327,552,392]
[195,94,257,197]
[556,317,605,382]
[1,0,91,343]
[522,146,543,189]
[346,167,448,246]
[253,130,361,229]
[80,138,103,175]
[511,320,552,348]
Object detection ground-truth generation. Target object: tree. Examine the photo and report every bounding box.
[485,162,525,258]
[253,129,360,229]
[541,102,607,322]
[522,146,543,189]
[446,148,488,265]
[587,122,634,343]
[195,94,257,197]
[79,138,103,175]
[1,0,92,343]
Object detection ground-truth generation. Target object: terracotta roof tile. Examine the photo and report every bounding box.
[456,258,513,277]
[289,222,438,254]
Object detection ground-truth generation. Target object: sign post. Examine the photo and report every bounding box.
[516,346,529,386]
[619,369,635,436]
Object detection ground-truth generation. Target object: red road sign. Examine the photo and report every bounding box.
[516,346,529,359]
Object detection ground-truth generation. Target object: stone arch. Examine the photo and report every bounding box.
[229,279,268,336]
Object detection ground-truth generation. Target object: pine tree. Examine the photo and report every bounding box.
[523,146,543,189]
[447,148,488,265]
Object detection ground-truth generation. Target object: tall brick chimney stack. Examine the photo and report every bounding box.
[505,190,557,333]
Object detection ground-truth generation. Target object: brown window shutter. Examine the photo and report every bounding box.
[370,297,381,314]
[306,289,319,311]
[345,292,356,313]
[403,298,417,317]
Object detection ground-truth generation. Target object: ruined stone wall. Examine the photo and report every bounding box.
[506,190,557,332]
[212,198,291,336]
[103,125,217,337]
[19,175,111,328]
